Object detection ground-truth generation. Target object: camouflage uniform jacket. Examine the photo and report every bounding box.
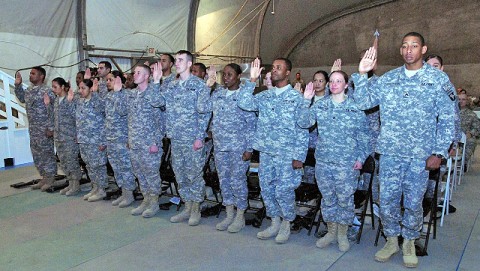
[237,83,308,162]
[75,93,106,145]
[298,95,370,164]
[351,64,456,159]
[160,74,211,142]
[14,83,55,139]
[210,83,257,152]
[53,96,77,143]
[127,83,164,149]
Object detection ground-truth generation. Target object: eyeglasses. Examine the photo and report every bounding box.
[329,80,345,84]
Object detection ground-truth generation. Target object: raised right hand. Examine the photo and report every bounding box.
[331,59,342,73]
[152,62,162,83]
[303,82,314,100]
[91,78,99,92]
[250,58,264,82]
[84,68,92,80]
[15,71,22,86]
[67,88,74,102]
[359,47,377,74]
[206,65,217,87]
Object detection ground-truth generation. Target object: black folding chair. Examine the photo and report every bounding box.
[356,155,377,243]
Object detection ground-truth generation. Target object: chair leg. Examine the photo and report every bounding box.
[307,198,322,236]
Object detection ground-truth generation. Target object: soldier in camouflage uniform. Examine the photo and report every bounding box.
[299,71,370,252]
[352,33,456,268]
[70,79,108,202]
[98,71,137,208]
[49,77,82,196]
[14,67,57,191]
[161,50,211,227]
[127,64,164,218]
[458,93,480,163]
[202,63,257,233]
[238,58,308,244]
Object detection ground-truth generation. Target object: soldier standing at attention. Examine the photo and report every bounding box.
[238,58,308,244]
[14,67,57,191]
[352,32,456,268]
[203,63,257,233]
[99,71,137,208]
[69,79,108,202]
[163,50,211,226]
[127,64,164,218]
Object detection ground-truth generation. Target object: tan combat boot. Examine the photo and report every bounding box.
[402,239,418,268]
[131,194,150,216]
[142,194,160,218]
[170,201,192,223]
[316,222,338,248]
[87,187,106,202]
[83,183,98,200]
[188,202,201,226]
[375,236,399,262]
[337,224,350,252]
[118,189,135,208]
[227,208,245,233]
[257,217,281,240]
[40,177,55,192]
[31,178,46,190]
[216,205,235,231]
[65,180,80,196]
[112,189,124,206]
[275,220,291,244]
[59,180,72,195]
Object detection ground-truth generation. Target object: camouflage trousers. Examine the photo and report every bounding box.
[379,155,429,239]
[107,142,136,191]
[30,136,57,178]
[170,139,205,203]
[465,139,476,162]
[129,146,162,195]
[258,152,302,221]
[79,143,108,188]
[316,161,360,225]
[56,140,82,182]
[214,150,249,210]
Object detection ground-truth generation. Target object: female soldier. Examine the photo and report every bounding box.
[47,78,82,196]
[206,63,256,233]
[298,71,370,252]
[68,79,108,202]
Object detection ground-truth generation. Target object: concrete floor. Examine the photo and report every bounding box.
[0,150,479,271]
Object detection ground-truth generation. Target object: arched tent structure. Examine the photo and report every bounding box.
[0,0,478,92]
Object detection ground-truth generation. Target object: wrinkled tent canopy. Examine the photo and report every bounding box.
[0,0,190,82]
[1,0,478,93]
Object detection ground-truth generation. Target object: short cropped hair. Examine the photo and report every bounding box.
[176,50,193,62]
[274,57,292,71]
[403,32,425,46]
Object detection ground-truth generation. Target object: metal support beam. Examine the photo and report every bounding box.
[76,0,87,70]
[188,0,200,58]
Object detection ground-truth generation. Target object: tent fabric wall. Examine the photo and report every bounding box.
[0,0,78,82]
[86,0,190,57]
[195,0,265,66]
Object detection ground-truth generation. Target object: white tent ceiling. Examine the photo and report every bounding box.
[0,0,384,82]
